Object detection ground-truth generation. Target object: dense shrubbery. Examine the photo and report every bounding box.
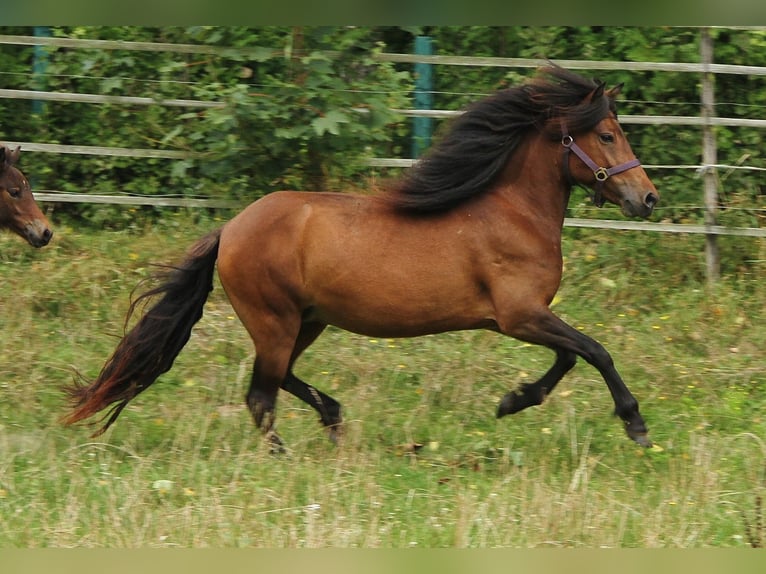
[0,26,414,211]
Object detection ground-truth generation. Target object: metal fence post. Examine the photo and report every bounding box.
[412,36,433,158]
[32,26,51,115]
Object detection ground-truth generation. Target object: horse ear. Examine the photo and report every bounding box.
[589,81,606,103]
[9,146,20,165]
[607,83,624,98]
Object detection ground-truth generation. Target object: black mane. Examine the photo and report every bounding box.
[386,64,617,213]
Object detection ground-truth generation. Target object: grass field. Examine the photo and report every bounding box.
[1,209,764,548]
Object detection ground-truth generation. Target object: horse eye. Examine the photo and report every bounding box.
[8,188,21,198]
[599,133,615,144]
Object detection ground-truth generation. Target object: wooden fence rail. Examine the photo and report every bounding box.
[3,33,766,76]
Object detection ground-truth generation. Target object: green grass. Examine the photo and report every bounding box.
[1,211,764,548]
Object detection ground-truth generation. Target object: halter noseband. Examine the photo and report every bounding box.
[560,123,641,207]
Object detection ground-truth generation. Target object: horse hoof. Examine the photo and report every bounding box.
[327,423,343,445]
[267,431,287,455]
[496,392,529,418]
[496,394,515,418]
[629,432,652,448]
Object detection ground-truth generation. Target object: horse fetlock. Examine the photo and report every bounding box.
[249,398,276,430]
[322,405,343,428]
[614,400,640,425]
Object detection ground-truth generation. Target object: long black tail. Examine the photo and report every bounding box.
[64,229,222,435]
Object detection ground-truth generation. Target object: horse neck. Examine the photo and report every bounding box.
[491,133,572,230]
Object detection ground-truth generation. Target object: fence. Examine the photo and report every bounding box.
[1,29,765,282]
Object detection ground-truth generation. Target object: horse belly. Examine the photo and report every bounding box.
[304,254,494,338]
[308,301,494,338]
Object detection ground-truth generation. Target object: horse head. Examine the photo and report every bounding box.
[0,146,53,247]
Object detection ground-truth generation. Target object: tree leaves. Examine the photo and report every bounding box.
[311,110,350,136]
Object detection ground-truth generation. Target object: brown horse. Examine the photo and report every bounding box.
[65,65,659,449]
[0,145,53,248]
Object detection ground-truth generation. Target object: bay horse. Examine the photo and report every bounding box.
[0,145,53,248]
[65,65,659,449]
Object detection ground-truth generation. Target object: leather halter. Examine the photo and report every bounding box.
[560,123,641,207]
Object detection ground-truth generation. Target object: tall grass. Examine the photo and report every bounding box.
[1,211,764,547]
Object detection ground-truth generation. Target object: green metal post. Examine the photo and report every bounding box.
[32,26,51,115]
[412,36,433,158]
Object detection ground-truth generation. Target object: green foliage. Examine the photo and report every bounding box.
[0,26,764,229]
[178,27,412,195]
[0,26,412,216]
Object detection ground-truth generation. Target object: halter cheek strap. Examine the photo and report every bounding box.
[560,124,641,208]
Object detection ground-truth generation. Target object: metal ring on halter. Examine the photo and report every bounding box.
[594,167,609,181]
[561,135,573,147]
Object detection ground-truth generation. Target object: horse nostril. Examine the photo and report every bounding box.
[645,193,658,209]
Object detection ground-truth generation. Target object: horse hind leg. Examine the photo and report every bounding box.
[244,319,300,453]
[246,355,289,453]
[246,320,342,451]
[497,348,576,417]
[282,372,343,443]
[281,322,344,443]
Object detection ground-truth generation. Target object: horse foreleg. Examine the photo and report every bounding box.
[500,309,651,447]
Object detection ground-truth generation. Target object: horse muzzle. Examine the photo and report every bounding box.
[621,191,659,219]
[24,221,53,247]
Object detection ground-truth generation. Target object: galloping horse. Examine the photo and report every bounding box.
[65,65,659,449]
[0,145,53,248]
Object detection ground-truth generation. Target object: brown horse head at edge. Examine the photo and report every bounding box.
[0,145,53,248]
